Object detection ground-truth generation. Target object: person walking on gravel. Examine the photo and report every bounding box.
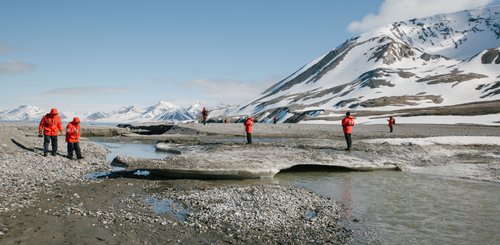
[66,117,83,160]
[341,111,355,151]
[244,116,254,144]
[388,116,396,133]
[38,108,63,156]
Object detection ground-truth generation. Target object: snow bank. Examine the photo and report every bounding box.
[363,136,500,146]
[300,113,500,126]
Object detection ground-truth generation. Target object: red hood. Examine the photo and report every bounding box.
[50,108,58,115]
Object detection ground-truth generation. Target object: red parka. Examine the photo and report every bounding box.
[38,108,63,136]
[244,117,254,133]
[201,107,208,118]
[388,117,395,126]
[341,116,355,134]
[66,117,81,143]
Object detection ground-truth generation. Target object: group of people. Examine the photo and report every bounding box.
[341,112,396,150]
[38,108,83,160]
[40,106,394,158]
[242,112,395,149]
[199,106,395,148]
[242,112,394,148]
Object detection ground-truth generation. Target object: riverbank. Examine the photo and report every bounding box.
[1,122,498,244]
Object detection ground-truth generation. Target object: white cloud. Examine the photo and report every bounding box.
[0,61,36,74]
[347,0,494,33]
[41,86,128,96]
[180,79,271,105]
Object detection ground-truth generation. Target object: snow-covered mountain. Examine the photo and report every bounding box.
[0,101,206,123]
[231,6,500,122]
[0,105,74,121]
[0,105,45,121]
[88,101,203,123]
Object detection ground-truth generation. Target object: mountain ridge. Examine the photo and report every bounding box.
[230,6,500,123]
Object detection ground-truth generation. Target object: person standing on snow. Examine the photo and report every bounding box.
[341,111,355,151]
[201,107,208,125]
[38,108,63,156]
[388,116,396,133]
[66,117,83,160]
[244,117,254,144]
[273,115,277,124]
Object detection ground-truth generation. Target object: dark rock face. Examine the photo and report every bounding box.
[368,38,415,64]
[353,95,443,108]
[481,49,500,64]
[481,81,500,98]
[416,69,488,85]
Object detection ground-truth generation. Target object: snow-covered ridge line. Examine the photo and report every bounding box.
[231,6,500,123]
[0,101,236,123]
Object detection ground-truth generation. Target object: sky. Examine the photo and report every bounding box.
[1,0,498,114]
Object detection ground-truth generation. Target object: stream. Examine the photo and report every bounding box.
[92,140,500,244]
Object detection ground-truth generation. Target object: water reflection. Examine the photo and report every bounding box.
[341,175,353,221]
[93,140,173,162]
[275,171,500,244]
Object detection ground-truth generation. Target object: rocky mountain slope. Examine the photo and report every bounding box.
[231,6,500,123]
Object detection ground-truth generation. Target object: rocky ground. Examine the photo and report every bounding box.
[0,122,350,244]
[1,122,499,244]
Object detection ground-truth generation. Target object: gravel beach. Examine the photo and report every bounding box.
[1,122,499,244]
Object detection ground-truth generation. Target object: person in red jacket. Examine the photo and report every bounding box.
[244,117,254,144]
[388,116,396,133]
[273,115,277,124]
[38,108,63,156]
[341,111,355,151]
[201,107,208,125]
[66,117,83,160]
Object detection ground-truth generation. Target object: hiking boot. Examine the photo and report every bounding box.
[52,152,57,156]
[77,156,84,160]
[344,148,351,151]
[67,156,73,160]
[43,152,48,157]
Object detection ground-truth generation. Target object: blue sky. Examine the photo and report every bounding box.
[1,0,498,113]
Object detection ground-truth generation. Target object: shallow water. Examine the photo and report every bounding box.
[145,197,190,221]
[93,140,173,162]
[94,140,500,244]
[275,171,500,244]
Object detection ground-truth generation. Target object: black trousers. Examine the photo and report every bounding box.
[43,136,58,155]
[389,126,393,132]
[246,132,252,144]
[67,142,82,158]
[344,133,352,149]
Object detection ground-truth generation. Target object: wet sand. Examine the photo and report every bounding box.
[1,122,498,244]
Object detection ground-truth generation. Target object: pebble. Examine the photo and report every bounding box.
[157,185,348,243]
[0,127,108,215]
